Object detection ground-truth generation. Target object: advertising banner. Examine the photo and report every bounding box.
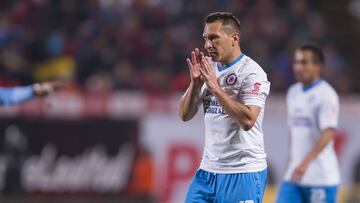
[0,119,138,194]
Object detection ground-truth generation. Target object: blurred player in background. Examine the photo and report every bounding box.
[179,12,270,202]
[276,43,340,203]
[0,82,59,105]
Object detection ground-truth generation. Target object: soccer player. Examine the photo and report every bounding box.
[276,43,340,203]
[0,82,58,105]
[179,12,270,203]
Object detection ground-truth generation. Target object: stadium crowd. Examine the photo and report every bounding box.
[0,0,350,95]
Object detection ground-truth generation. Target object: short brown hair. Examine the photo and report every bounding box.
[204,12,241,35]
[297,43,325,64]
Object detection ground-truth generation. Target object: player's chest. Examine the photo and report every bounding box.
[288,92,321,118]
[215,70,244,95]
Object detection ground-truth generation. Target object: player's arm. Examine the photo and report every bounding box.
[199,57,267,130]
[179,49,204,121]
[179,82,202,121]
[291,93,339,182]
[0,82,59,106]
[210,86,260,131]
[291,128,336,182]
[304,128,336,163]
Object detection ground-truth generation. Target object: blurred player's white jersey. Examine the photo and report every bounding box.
[285,80,340,186]
[198,54,270,173]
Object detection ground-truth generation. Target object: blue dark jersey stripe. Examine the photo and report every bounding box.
[303,79,322,92]
[217,53,245,72]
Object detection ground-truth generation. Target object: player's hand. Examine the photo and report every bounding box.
[291,161,309,183]
[32,81,62,96]
[200,56,219,92]
[186,48,204,87]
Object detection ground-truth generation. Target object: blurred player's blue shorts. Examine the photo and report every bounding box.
[276,181,338,203]
[185,168,267,203]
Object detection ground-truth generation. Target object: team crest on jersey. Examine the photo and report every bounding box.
[225,73,237,86]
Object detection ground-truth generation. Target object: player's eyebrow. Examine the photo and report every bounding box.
[203,33,219,39]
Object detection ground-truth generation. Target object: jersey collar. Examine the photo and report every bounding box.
[302,79,322,92]
[217,53,245,72]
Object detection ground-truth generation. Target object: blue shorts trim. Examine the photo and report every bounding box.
[185,169,267,203]
[276,181,338,203]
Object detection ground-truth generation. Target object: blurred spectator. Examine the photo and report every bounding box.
[0,0,354,94]
[112,60,140,90]
[322,43,351,94]
[85,70,113,93]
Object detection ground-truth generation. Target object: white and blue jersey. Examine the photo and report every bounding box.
[285,80,340,186]
[0,86,34,105]
[276,79,340,203]
[185,54,270,203]
[199,54,270,174]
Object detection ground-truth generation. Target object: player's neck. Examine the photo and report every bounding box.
[302,77,321,88]
[221,49,242,66]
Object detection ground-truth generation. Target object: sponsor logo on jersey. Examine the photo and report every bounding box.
[203,98,225,114]
[292,116,312,127]
[252,82,261,93]
[241,82,263,96]
[205,90,212,97]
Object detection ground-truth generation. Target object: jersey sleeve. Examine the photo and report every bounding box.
[0,86,34,105]
[240,72,270,108]
[318,92,339,130]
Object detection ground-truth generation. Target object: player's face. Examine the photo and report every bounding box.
[203,21,234,63]
[293,50,321,85]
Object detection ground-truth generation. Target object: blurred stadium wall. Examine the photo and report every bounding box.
[0,94,359,203]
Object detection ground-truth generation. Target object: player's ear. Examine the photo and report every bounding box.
[232,33,240,47]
